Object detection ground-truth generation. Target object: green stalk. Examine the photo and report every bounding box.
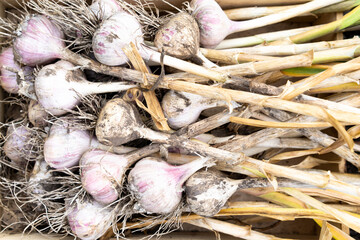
[281,5,360,44]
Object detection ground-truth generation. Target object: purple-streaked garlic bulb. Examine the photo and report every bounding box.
[162,90,239,129]
[89,0,122,20]
[186,170,309,216]
[28,100,49,127]
[154,12,199,60]
[154,12,216,68]
[93,11,144,66]
[0,47,34,93]
[44,120,134,169]
[191,0,231,48]
[3,125,37,166]
[13,15,66,66]
[35,60,136,115]
[128,157,210,214]
[67,199,112,240]
[80,149,130,204]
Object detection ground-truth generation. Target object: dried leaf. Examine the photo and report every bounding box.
[122,42,171,131]
[281,187,360,232]
[322,108,354,151]
[229,116,344,128]
[270,148,322,162]
[319,221,333,240]
[291,156,339,169]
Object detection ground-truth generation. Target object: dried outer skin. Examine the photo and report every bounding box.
[96,98,143,146]
[154,12,200,60]
[185,170,237,217]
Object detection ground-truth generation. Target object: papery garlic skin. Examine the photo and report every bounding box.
[128,157,208,214]
[44,123,94,169]
[3,125,35,166]
[161,90,221,129]
[89,0,122,20]
[92,12,144,66]
[80,149,129,204]
[13,15,65,66]
[67,199,112,240]
[191,0,231,48]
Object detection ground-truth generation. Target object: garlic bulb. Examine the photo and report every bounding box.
[162,90,239,129]
[28,100,49,127]
[35,60,136,115]
[67,199,112,240]
[44,120,134,169]
[154,12,216,68]
[89,0,122,20]
[128,157,209,214]
[185,170,237,217]
[80,149,130,204]
[154,12,199,60]
[13,14,66,66]
[92,11,144,66]
[3,125,37,166]
[44,122,94,169]
[0,47,34,94]
[186,170,310,216]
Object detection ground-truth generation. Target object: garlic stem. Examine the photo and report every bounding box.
[191,0,343,48]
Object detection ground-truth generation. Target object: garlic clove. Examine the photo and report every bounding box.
[13,15,65,66]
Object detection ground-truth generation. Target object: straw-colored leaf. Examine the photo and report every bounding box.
[219,207,338,222]
[300,188,360,205]
[122,43,171,131]
[229,116,339,128]
[260,192,307,208]
[319,125,360,154]
[291,156,339,169]
[322,108,354,151]
[315,220,356,240]
[187,218,293,240]
[269,148,322,162]
[309,82,360,94]
[319,220,333,240]
[281,187,360,233]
